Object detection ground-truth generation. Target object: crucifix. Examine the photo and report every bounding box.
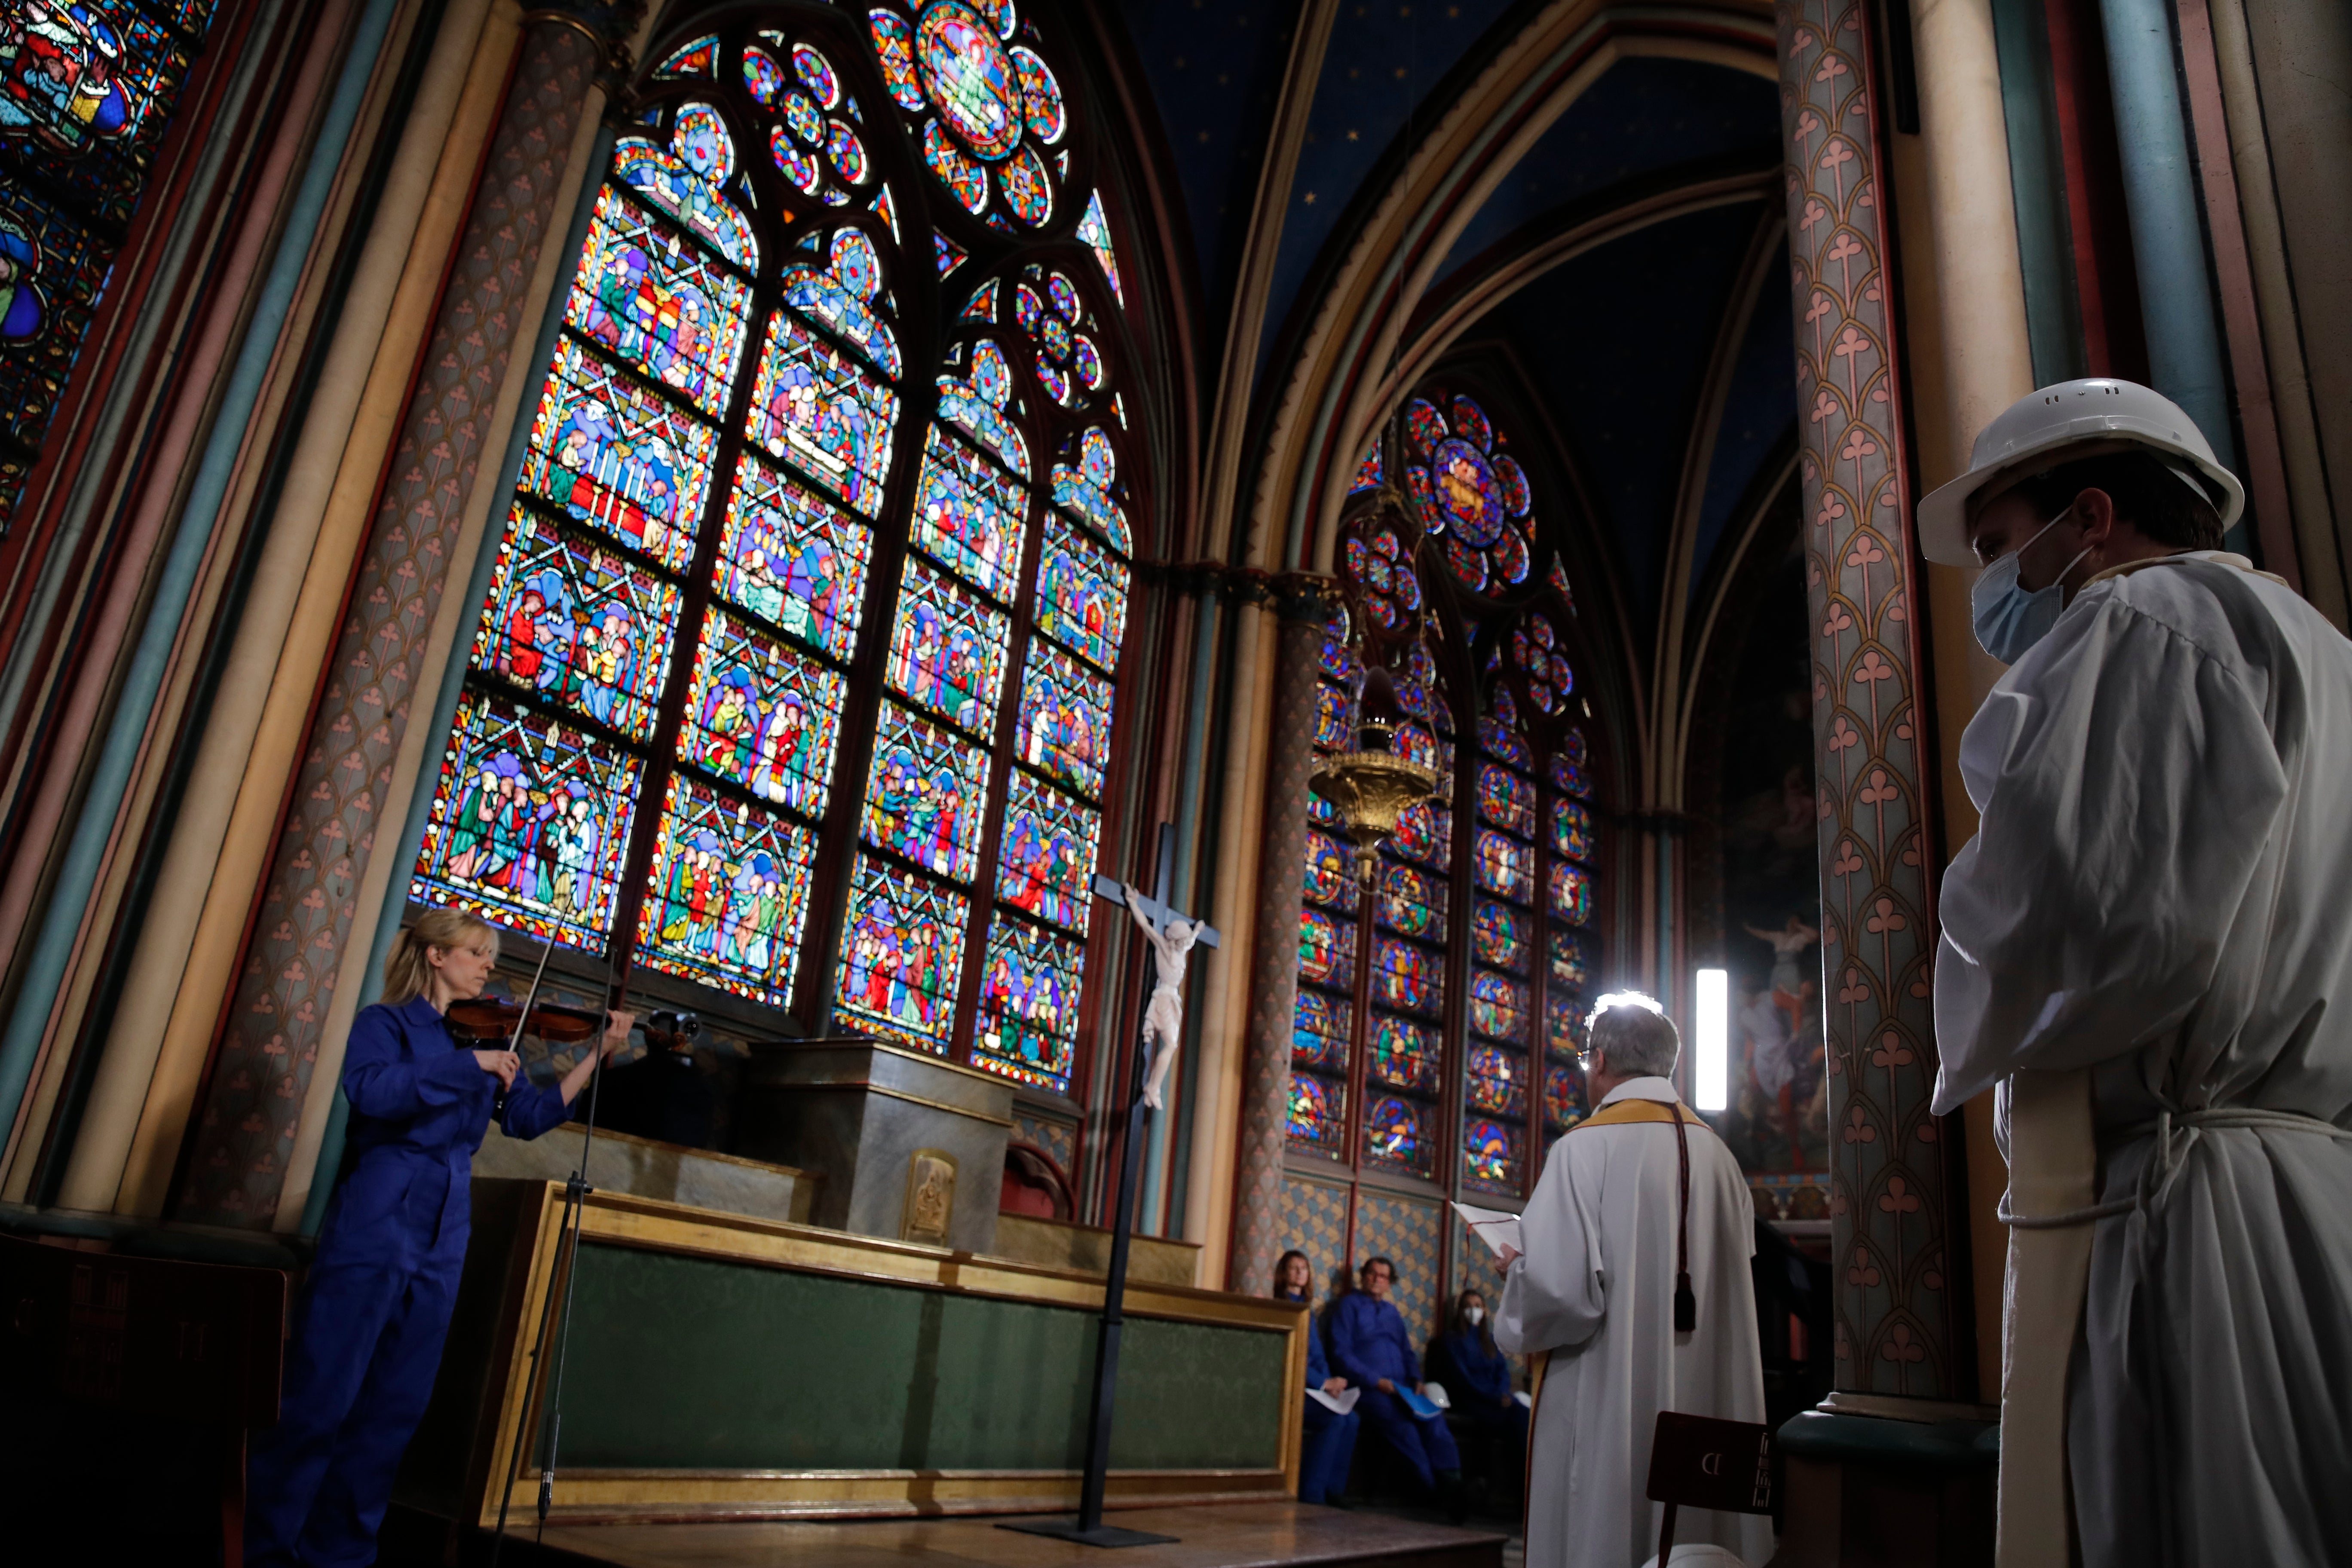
[1003,821,1217,1549]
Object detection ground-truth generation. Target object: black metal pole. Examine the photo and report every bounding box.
[1075,1057,1152,1529]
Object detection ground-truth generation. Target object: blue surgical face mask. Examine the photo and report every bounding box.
[1970,509,2092,664]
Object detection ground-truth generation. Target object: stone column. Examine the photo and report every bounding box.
[175,5,636,1228]
[1225,579,1332,1295]
[1777,0,1971,1399]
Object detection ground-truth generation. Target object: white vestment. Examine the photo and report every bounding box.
[1932,553,2352,1566]
[1495,1077,1773,1568]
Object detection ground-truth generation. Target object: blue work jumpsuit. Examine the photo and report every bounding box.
[1297,1305,1360,1504]
[1326,1289,1460,1492]
[246,996,573,1566]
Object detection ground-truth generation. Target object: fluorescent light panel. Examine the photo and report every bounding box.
[1694,968,1729,1112]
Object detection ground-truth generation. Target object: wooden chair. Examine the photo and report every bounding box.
[1645,1409,1774,1563]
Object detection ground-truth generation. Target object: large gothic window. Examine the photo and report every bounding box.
[0,0,220,519]
[411,3,1140,1097]
[1289,389,1598,1200]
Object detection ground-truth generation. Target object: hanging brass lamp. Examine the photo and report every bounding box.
[1308,664,1442,888]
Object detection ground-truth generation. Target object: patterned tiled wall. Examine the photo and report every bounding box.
[1777,0,1966,1394]
[1353,1188,1445,1344]
[1279,1170,1354,1302]
[1448,1209,1510,1318]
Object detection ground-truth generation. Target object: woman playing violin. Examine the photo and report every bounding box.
[246,907,632,1568]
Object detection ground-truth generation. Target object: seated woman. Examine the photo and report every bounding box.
[1274,1249,1359,1507]
[1428,1287,1528,1510]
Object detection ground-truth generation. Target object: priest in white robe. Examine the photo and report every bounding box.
[1495,994,1774,1568]
[1921,382,2352,1567]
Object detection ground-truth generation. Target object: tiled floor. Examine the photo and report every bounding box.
[533,1501,1511,1567]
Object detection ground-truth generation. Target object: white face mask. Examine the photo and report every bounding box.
[1969,508,2092,664]
[1464,1306,1485,1326]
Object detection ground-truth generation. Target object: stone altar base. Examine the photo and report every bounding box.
[473,1121,817,1224]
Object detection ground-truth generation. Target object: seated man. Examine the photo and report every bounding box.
[581,1010,717,1148]
[1326,1255,1461,1515]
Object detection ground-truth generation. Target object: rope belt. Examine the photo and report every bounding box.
[1999,1105,2352,1229]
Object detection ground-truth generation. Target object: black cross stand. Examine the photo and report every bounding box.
[1002,822,1217,1548]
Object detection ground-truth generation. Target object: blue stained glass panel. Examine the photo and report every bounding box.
[522,337,713,572]
[1368,1013,1439,1093]
[972,913,1085,1091]
[1050,428,1130,553]
[1549,925,1589,990]
[747,309,898,516]
[781,227,901,375]
[0,182,114,509]
[563,188,748,416]
[1363,1096,1432,1177]
[1544,1059,1589,1130]
[713,453,870,661]
[412,690,643,951]
[634,773,817,1004]
[913,424,1029,600]
[1077,188,1122,303]
[994,767,1100,931]
[469,503,681,741]
[1302,830,1358,912]
[1476,763,1535,837]
[937,338,1029,476]
[1546,991,1588,1057]
[1377,860,1445,943]
[835,854,969,1049]
[1289,1072,1345,1156]
[1370,937,1442,1017]
[884,554,1010,734]
[1033,515,1128,672]
[1472,900,1530,974]
[1292,988,1351,1071]
[1474,829,1536,903]
[1479,717,1533,772]
[1396,722,1444,772]
[1351,439,1381,493]
[1470,970,1529,1043]
[679,611,846,815]
[0,2,199,229]
[1314,684,1352,751]
[860,701,992,882]
[1549,861,1592,924]
[1551,797,1595,861]
[1298,907,1354,989]
[1317,630,1358,685]
[1551,732,1592,797]
[1463,1118,1522,1187]
[1467,1044,1528,1117]
[1016,640,1114,798]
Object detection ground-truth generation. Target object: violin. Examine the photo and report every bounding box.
[444,997,604,1046]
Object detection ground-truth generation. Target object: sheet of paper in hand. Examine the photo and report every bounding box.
[1308,1386,1361,1416]
[1451,1200,1522,1258]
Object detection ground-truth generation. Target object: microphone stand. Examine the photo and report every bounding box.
[487,944,625,1564]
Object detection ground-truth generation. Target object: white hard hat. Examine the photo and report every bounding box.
[1915,378,2245,566]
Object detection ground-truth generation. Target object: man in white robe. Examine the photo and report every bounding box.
[1495,995,1774,1568]
[1919,378,2352,1566]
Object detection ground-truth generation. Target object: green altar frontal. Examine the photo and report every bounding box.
[400,1179,1305,1525]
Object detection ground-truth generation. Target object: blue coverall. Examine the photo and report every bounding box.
[1325,1289,1460,1492]
[1429,1326,1529,1440]
[1298,1309,1360,1504]
[246,996,573,1566]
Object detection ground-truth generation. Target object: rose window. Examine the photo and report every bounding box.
[1513,616,1574,714]
[722,34,871,206]
[1403,392,1534,594]
[868,0,1069,230]
[1343,526,1422,631]
[1014,267,1104,408]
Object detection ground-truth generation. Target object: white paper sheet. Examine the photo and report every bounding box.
[1307,1385,1360,1416]
[1513,1390,1534,1409]
[1452,1200,1523,1259]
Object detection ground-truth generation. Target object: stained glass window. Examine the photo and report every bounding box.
[1293,989,1351,1072]
[1402,393,1534,595]
[1289,1073,1345,1156]
[1364,1095,1432,1178]
[1463,1118,1522,1186]
[1368,1014,1440,1093]
[416,10,1147,1107]
[0,0,221,520]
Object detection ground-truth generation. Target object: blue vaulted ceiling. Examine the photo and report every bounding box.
[1109,3,1795,621]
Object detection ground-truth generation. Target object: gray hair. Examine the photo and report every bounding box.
[1587,992,1680,1079]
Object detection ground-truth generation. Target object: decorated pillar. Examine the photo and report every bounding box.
[1225,579,1333,1294]
[175,3,639,1228]
[1776,0,1973,1399]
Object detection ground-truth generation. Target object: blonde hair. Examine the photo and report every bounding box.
[383,908,499,1007]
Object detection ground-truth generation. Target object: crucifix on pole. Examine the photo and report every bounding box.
[1002,821,1218,1548]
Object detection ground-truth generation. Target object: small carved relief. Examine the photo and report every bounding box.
[902,1148,958,1243]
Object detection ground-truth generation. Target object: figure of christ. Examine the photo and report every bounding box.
[1743,913,1820,1005]
[1122,884,1201,1110]
[503,588,547,685]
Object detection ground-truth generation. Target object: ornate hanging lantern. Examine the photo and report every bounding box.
[1308,664,1442,887]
